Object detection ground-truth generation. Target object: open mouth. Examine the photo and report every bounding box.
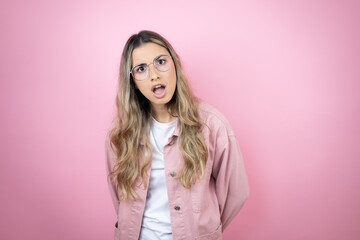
[152,84,166,95]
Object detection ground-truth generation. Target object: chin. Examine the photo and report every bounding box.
[151,97,172,106]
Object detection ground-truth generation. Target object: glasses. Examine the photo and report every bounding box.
[130,55,173,81]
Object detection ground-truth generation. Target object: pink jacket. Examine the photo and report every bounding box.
[105,102,250,240]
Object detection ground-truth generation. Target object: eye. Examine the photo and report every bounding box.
[135,64,147,73]
[156,57,167,65]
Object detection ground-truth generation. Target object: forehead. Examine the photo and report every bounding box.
[132,42,168,66]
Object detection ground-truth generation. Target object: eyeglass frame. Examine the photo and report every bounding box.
[130,54,173,81]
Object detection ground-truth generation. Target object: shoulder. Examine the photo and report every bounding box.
[198,101,235,137]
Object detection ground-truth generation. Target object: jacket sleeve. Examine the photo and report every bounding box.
[105,137,120,214]
[212,132,250,231]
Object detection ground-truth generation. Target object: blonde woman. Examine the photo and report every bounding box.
[105,30,249,240]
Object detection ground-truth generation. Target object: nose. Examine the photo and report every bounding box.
[148,63,159,81]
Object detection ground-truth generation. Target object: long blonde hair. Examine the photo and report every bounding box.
[108,30,208,200]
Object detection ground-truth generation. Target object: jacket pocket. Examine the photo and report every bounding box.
[195,223,222,240]
[114,221,121,240]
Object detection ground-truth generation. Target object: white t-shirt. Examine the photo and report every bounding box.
[139,117,176,240]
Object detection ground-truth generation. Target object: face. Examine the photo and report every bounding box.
[131,42,176,110]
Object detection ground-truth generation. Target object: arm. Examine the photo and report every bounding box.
[213,133,250,230]
[105,137,120,214]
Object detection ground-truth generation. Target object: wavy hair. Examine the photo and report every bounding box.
[108,30,208,200]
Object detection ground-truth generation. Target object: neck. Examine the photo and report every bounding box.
[151,104,175,123]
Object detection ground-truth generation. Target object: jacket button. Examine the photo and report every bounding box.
[170,171,176,177]
[174,205,181,211]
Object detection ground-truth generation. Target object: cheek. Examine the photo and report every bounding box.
[168,67,177,84]
[134,82,147,93]
[131,79,139,88]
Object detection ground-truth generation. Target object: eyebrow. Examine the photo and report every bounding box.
[132,54,167,67]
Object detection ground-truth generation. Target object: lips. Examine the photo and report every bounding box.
[151,84,166,92]
[151,84,166,98]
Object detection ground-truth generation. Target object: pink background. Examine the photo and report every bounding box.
[1,0,359,239]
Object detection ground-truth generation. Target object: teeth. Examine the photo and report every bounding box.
[154,85,162,89]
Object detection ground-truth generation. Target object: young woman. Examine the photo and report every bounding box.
[105,30,249,240]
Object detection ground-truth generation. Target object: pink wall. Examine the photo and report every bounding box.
[1,0,359,239]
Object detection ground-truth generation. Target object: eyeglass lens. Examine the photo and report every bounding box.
[131,55,172,81]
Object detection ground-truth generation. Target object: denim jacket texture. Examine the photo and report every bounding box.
[105,102,250,240]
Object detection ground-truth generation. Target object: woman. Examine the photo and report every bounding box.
[105,30,249,240]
